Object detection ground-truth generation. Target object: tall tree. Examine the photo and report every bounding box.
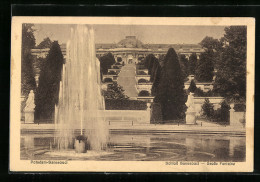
[35,41,64,120]
[144,54,157,75]
[200,36,223,67]
[213,26,247,101]
[179,54,189,78]
[99,52,115,74]
[195,49,214,82]
[188,53,197,75]
[21,24,36,96]
[36,37,53,49]
[200,36,223,51]
[154,48,186,121]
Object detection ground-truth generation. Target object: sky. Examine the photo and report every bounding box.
[33,24,226,46]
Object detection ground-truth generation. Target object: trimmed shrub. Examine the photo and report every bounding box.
[138,90,150,97]
[105,99,147,110]
[211,101,230,123]
[138,79,148,84]
[201,98,214,118]
[188,79,197,93]
[104,78,113,82]
[220,101,230,122]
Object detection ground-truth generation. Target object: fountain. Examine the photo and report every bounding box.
[54,25,108,153]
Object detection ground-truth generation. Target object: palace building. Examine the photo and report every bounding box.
[31,36,204,63]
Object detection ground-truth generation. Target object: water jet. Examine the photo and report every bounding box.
[55,25,108,153]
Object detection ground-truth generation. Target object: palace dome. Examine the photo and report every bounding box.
[117,36,146,48]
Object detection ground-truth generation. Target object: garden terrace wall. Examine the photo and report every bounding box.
[108,68,121,74]
[136,75,151,83]
[136,84,152,94]
[102,110,150,124]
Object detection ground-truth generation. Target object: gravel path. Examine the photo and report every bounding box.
[117,64,138,98]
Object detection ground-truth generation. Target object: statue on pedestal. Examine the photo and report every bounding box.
[24,90,35,123]
[185,92,196,124]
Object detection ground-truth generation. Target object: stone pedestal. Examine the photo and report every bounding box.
[185,93,196,125]
[24,111,35,123]
[229,103,244,128]
[185,111,196,124]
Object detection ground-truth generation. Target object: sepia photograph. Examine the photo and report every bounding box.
[10,17,255,172]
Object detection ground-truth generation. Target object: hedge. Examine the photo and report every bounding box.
[105,99,147,110]
[138,90,150,96]
[138,79,148,84]
[104,78,113,82]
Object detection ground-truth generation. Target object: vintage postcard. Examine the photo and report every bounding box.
[10,17,255,172]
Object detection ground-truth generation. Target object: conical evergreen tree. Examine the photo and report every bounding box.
[35,41,64,120]
[188,79,197,93]
[195,49,214,82]
[154,48,186,121]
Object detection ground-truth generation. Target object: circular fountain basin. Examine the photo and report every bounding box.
[46,150,114,158]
